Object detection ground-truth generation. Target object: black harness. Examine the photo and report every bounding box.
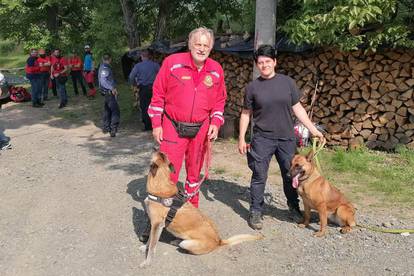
[147,186,188,227]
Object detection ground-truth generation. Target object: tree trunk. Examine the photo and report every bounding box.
[253,0,277,78]
[155,0,168,41]
[46,5,59,40]
[119,0,140,49]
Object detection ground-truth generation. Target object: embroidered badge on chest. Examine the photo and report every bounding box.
[203,75,213,87]
[181,75,191,80]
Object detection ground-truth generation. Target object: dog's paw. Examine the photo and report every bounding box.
[313,231,326,237]
[340,226,352,234]
[297,223,307,228]
[139,245,147,254]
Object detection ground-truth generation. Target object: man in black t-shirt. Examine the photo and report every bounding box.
[238,44,324,230]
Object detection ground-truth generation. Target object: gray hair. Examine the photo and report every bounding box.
[188,27,215,48]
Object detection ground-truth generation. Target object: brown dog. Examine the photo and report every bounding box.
[139,151,262,267]
[290,151,356,237]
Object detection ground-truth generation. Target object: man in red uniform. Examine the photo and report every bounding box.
[50,49,69,108]
[25,48,42,107]
[37,48,51,102]
[68,50,87,96]
[148,27,227,208]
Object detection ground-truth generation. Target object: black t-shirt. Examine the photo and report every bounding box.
[244,74,301,139]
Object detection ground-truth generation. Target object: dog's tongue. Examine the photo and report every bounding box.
[292,175,300,189]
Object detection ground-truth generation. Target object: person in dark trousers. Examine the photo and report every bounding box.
[25,48,42,108]
[98,53,120,137]
[50,49,69,108]
[69,50,87,96]
[128,49,160,131]
[37,48,51,102]
[238,44,324,230]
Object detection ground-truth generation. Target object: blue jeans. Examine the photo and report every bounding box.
[29,77,42,104]
[247,132,298,213]
[56,78,68,105]
[40,72,50,101]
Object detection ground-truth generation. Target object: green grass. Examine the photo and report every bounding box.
[0,41,26,69]
[313,146,414,208]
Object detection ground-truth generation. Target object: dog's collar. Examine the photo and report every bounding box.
[147,191,188,228]
[147,194,175,207]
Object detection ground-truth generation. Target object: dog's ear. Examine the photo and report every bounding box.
[306,150,314,162]
[168,163,175,173]
[150,163,159,177]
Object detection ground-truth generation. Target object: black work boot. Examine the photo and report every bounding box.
[288,202,303,222]
[138,220,151,243]
[248,211,263,230]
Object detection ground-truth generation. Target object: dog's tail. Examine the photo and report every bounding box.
[220,234,263,246]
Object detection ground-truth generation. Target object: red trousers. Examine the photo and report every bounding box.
[160,117,209,208]
[83,71,96,96]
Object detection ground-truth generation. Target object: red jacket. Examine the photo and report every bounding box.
[25,56,40,75]
[37,56,51,73]
[68,56,83,71]
[149,52,227,128]
[51,56,68,77]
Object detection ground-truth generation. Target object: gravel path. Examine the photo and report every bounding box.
[0,99,413,276]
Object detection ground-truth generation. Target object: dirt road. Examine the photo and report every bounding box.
[1,98,413,276]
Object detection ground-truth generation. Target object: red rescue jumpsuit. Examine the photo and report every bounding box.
[148,52,227,208]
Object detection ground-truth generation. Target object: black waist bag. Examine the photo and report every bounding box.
[164,112,202,138]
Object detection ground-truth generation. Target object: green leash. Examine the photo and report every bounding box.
[312,137,325,174]
[356,224,414,234]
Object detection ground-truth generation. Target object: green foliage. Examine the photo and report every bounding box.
[319,146,414,206]
[283,0,414,51]
[85,1,127,61]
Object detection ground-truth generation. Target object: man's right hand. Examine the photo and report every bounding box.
[238,138,249,155]
[153,127,163,144]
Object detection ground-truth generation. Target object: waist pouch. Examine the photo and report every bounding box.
[57,76,68,84]
[164,111,203,138]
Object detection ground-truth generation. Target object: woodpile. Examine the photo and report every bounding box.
[210,49,414,150]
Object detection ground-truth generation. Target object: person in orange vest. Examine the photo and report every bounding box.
[25,48,43,108]
[37,48,51,102]
[68,50,87,96]
[83,45,96,98]
[50,48,70,108]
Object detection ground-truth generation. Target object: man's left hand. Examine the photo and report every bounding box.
[208,124,218,141]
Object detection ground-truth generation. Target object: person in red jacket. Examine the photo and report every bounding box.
[50,48,69,108]
[149,27,227,208]
[37,48,51,102]
[25,48,42,107]
[138,27,227,243]
[68,50,87,96]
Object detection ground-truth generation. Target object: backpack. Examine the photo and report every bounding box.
[9,86,31,102]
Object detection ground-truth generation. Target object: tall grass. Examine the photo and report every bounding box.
[318,146,414,207]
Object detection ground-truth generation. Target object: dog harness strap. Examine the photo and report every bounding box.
[165,190,187,227]
[147,194,174,207]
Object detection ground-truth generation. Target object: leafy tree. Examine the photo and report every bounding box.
[282,0,414,51]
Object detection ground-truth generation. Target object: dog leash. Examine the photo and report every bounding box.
[312,137,326,174]
[184,137,212,198]
[356,224,414,234]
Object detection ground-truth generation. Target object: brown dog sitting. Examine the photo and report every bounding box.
[139,151,262,267]
[290,151,356,237]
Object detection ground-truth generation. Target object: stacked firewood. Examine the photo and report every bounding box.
[210,49,414,150]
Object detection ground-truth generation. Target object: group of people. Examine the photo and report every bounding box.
[136,27,324,243]
[25,45,97,109]
[20,26,324,236]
